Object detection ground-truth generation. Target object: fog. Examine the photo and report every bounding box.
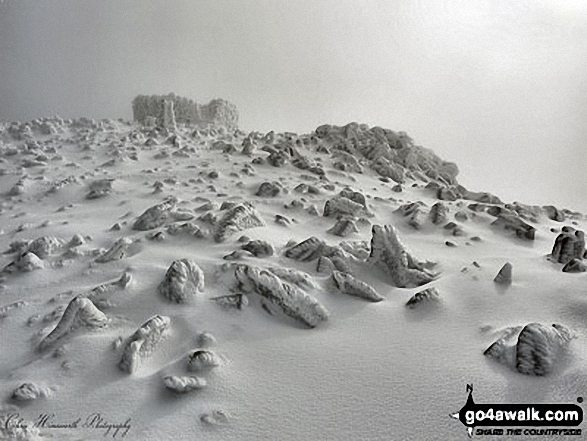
[1,0,586,211]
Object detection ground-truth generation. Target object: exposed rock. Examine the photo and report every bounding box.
[95,237,133,263]
[562,259,587,273]
[26,236,65,258]
[316,256,335,274]
[437,187,459,201]
[133,198,177,231]
[367,224,436,288]
[234,264,328,328]
[158,259,205,303]
[323,196,364,218]
[284,237,339,262]
[86,179,114,199]
[214,203,265,243]
[14,252,44,272]
[268,267,318,290]
[397,202,427,229]
[119,315,171,373]
[494,262,513,284]
[327,218,358,237]
[211,293,248,309]
[256,181,281,197]
[405,287,440,308]
[484,323,573,376]
[267,151,287,167]
[516,323,572,376]
[338,189,367,208]
[551,228,584,264]
[163,375,206,393]
[491,214,536,240]
[12,382,50,401]
[187,349,222,372]
[543,205,565,222]
[200,410,230,426]
[371,157,405,183]
[240,240,274,258]
[331,270,383,302]
[429,202,448,225]
[38,296,108,351]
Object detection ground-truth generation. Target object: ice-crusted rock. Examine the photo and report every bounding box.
[491,213,536,240]
[240,240,274,257]
[494,262,513,284]
[234,264,328,328]
[214,203,265,243]
[163,375,206,393]
[133,94,238,129]
[484,323,573,376]
[38,296,108,351]
[316,256,335,274]
[95,237,134,263]
[26,236,65,259]
[327,218,358,237]
[284,237,340,262]
[211,293,249,309]
[201,410,230,426]
[86,179,114,199]
[543,205,565,222]
[187,349,222,372]
[119,315,171,373]
[158,259,204,303]
[405,287,440,308]
[429,202,448,225]
[256,181,281,197]
[268,267,318,290]
[371,157,405,183]
[12,382,50,401]
[517,323,572,376]
[396,202,427,229]
[331,270,383,302]
[14,252,44,272]
[367,224,436,288]
[323,196,364,219]
[562,259,587,273]
[551,228,584,264]
[133,198,177,231]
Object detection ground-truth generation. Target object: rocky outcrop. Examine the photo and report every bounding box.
[284,237,340,262]
[86,179,114,199]
[96,237,134,263]
[491,213,536,240]
[484,323,573,376]
[551,227,585,264]
[562,259,587,273]
[38,296,108,351]
[234,264,328,328]
[429,202,448,225]
[331,270,383,302]
[187,349,222,372]
[213,203,265,242]
[405,287,440,308]
[133,198,177,231]
[367,224,435,288]
[158,259,205,303]
[240,240,274,257]
[119,315,170,373]
[327,218,358,237]
[163,375,206,393]
[132,94,238,129]
[323,196,364,219]
[494,262,513,284]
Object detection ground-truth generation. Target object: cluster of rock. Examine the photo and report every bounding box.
[314,123,459,186]
[550,226,586,272]
[132,94,238,130]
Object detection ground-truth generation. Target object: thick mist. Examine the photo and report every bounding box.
[1,0,586,211]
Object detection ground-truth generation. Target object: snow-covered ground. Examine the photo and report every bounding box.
[0,117,585,440]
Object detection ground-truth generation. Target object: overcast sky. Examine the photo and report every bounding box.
[1,0,586,212]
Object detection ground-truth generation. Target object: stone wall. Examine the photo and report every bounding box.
[132,94,238,130]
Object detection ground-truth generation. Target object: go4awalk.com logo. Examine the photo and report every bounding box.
[450,384,583,437]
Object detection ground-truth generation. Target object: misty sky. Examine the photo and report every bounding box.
[1,0,586,212]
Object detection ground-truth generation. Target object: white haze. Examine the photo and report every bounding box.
[1,0,586,212]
